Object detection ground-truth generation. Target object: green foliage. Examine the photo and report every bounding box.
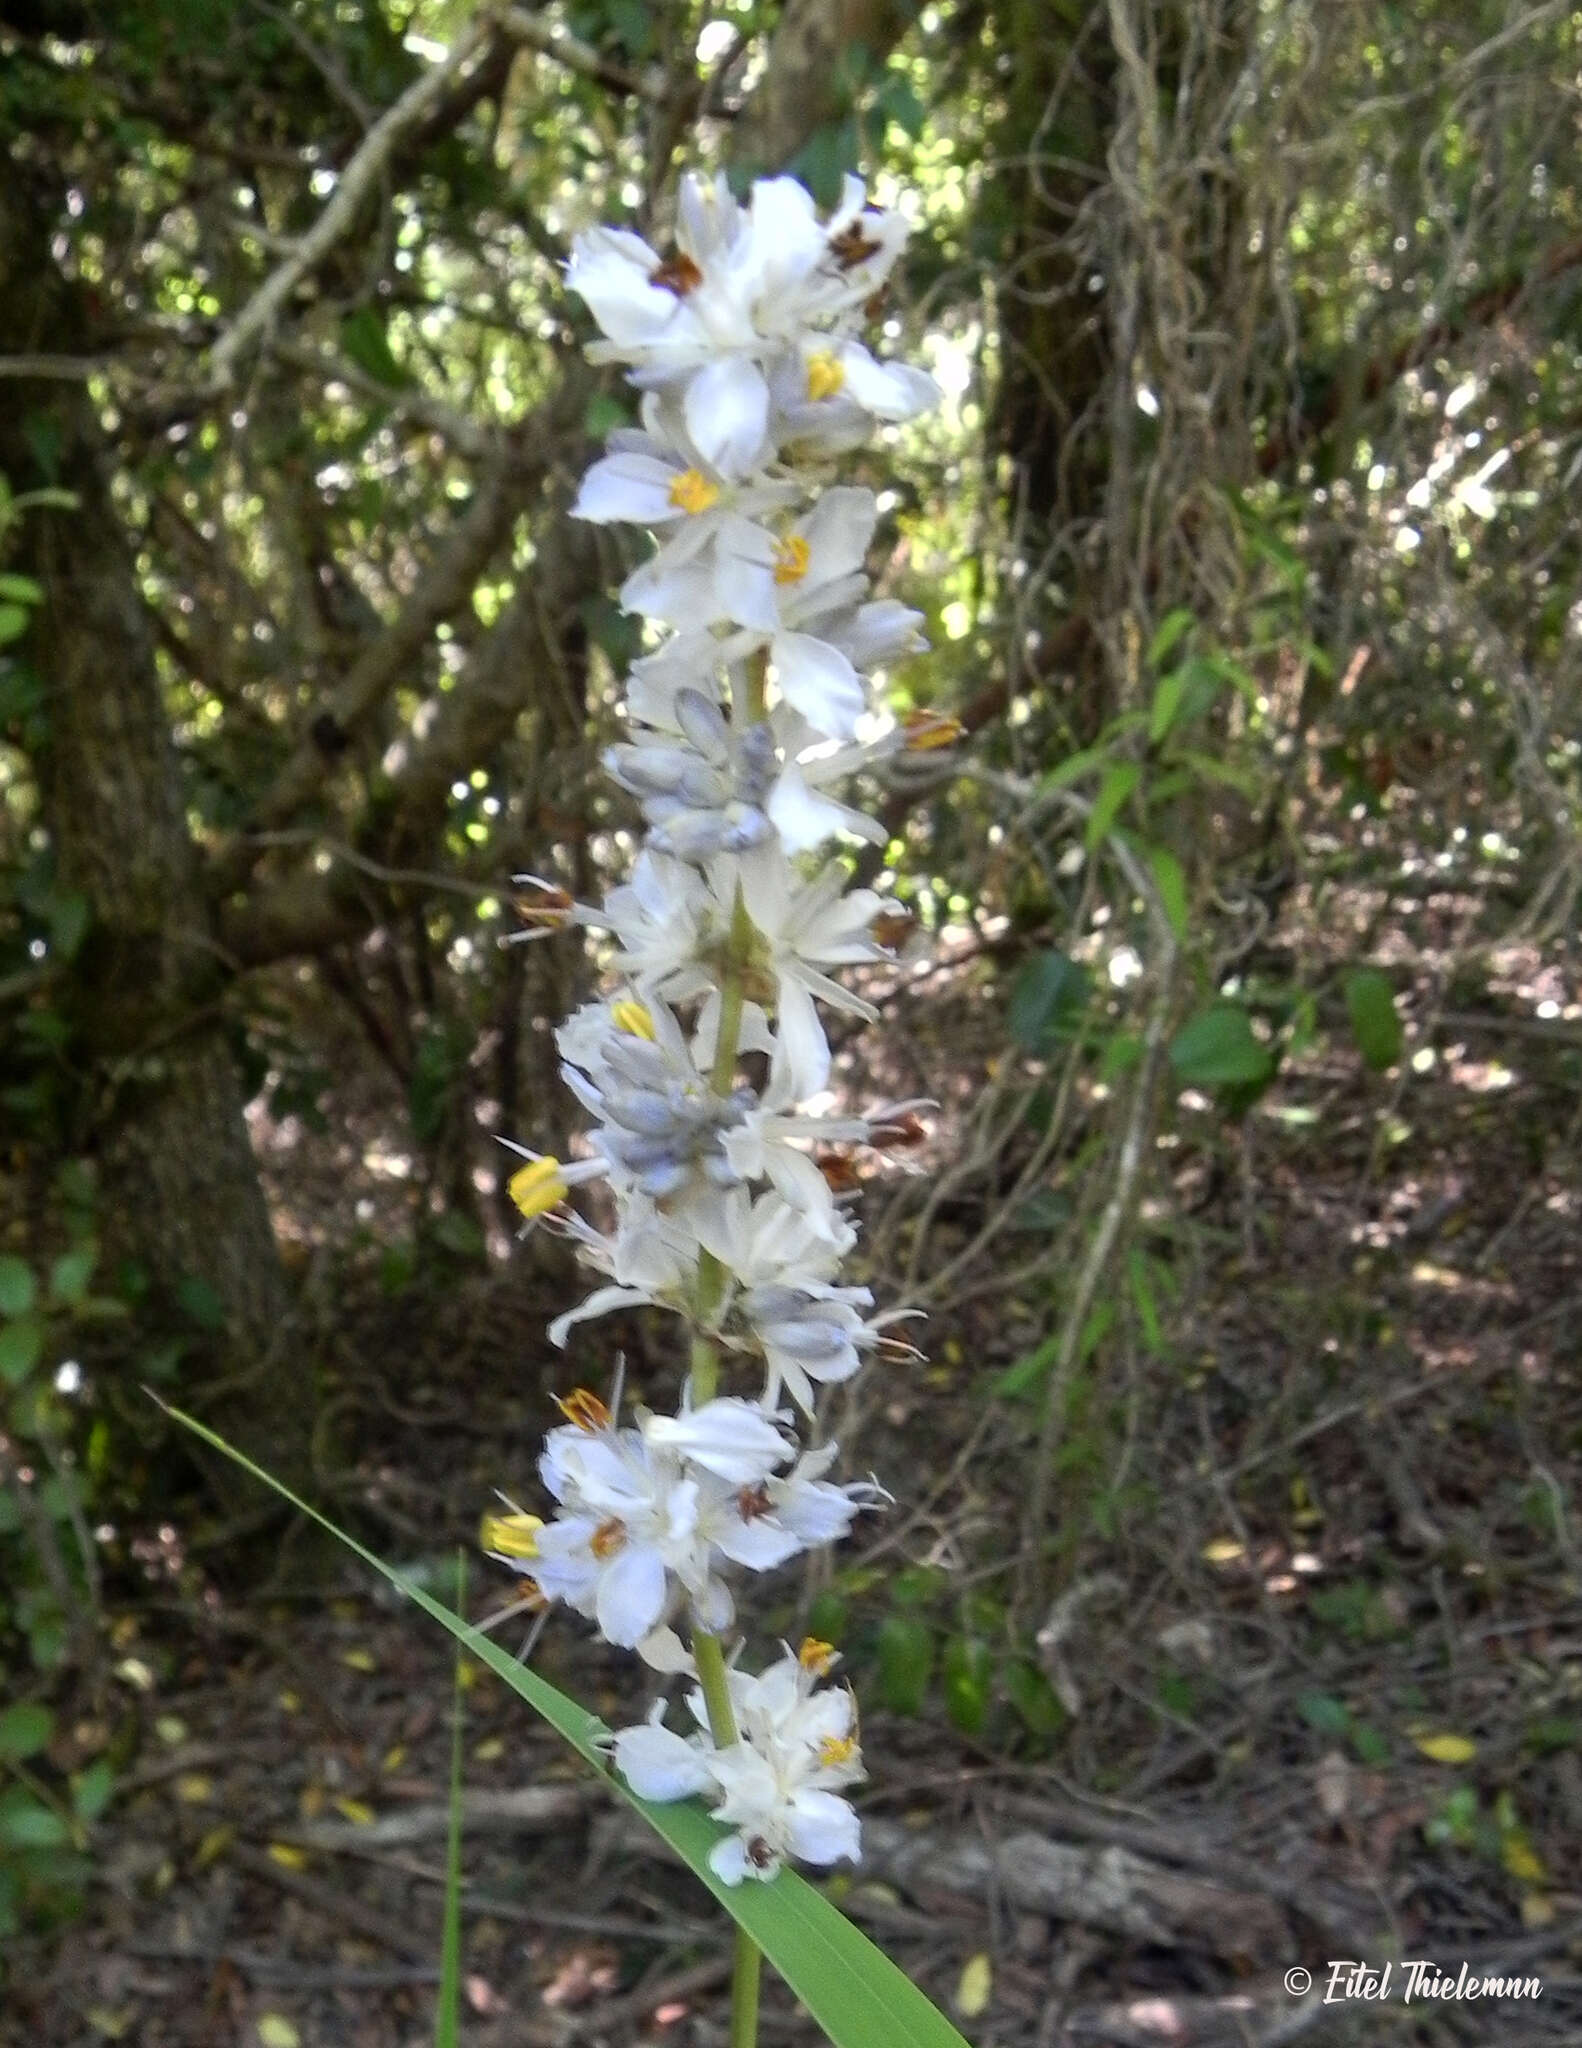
[1006,950,1092,1053]
[1345,969,1404,1071]
[1169,1003,1275,1092]
[876,1612,935,1715]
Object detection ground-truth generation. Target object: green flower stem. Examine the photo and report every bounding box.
[692,1626,739,1744]
[730,1923,763,2048]
[686,646,773,2048]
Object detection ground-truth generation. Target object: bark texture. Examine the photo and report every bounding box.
[730,0,914,174]
[0,170,303,1467]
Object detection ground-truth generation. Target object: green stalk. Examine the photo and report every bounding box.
[686,645,770,2048]
[730,1923,763,2048]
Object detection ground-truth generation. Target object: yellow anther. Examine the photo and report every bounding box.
[590,1516,627,1560]
[901,708,967,752]
[817,1732,858,1767]
[479,1511,543,1560]
[610,998,657,1040]
[773,534,811,585]
[799,1636,838,1677]
[806,351,846,402]
[667,467,720,515]
[556,1387,613,1434]
[507,1156,568,1219]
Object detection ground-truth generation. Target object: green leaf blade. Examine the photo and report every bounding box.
[1344,969,1403,1071]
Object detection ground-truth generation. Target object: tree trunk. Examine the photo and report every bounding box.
[0,171,308,1482]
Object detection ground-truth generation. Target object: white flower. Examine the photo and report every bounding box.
[641,1396,792,1485]
[573,409,800,631]
[545,1195,695,1348]
[559,996,755,1209]
[521,1395,799,1647]
[606,690,781,861]
[769,339,939,460]
[728,842,897,1095]
[565,174,920,478]
[611,1642,864,1883]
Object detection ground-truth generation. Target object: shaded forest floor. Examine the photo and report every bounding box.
[8,936,1582,2048]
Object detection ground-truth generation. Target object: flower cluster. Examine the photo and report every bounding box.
[489,171,949,1885]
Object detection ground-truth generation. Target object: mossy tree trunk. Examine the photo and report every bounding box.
[1,169,309,1484]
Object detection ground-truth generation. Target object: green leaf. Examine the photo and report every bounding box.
[0,1703,54,1761]
[1007,950,1091,1053]
[1147,846,1188,939]
[1344,969,1403,1071]
[1003,1658,1065,1737]
[1085,763,1141,850]
[1127,1249,1163,1354]
[0,603,29,645]
[583,393,630,441]
[339,305,411,389]
[1168,1004,1274,1089]
[436,1557,465,2048]
[0,1789,71,1850]
[876,1613,935,1717]
[48,1246,96,1309]
[175,1276,227,1331]
[159,1403,973,2048]
[942,1636,992,1736]
[1148,669,1186,744]
[0,1315,44,1386]
[1350,1724,1392,1767]
[71,1757,115,1822]
[49,892,90,961]
[1037,742,1107,793]
[1296,1691,1352,1738]
[877,75,927,139]
[1147,609,1194,669]
[0,1255,35,1318]
[992,1333,1057,1400]
[0,573,43,604]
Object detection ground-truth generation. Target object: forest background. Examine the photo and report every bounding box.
[1,1,1580,2043]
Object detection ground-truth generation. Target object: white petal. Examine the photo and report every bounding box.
[744,179,826,298]
[767,763,884,852]
[713,1515,802,1571]
[775,1477,861,1546]
[595,1542,669,1647]
[685,357,770,479]
[573,452,685,526]
[787,1790,861,1867]
[708,1832,760,1885]
[548,1285,649,1347]
[772,633,867,739]
[763,1145,846,1236]
[636,1625,696,1674]
[837,344,940,421]
[612,1721,715,1801]
[711,523,779,632]
[621,553,720,625]
[645,1399,789,1483]
[566,229,690,348]
[799,487,878,586]
[776,976,832,1097]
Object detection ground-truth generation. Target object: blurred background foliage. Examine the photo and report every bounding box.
[0,0,1579,1995]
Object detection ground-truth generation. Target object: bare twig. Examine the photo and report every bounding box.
[207,19,497,387]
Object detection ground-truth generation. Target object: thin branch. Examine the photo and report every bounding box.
[206,19,497,387]
[0,354,110,381]
[496,4,657,98]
